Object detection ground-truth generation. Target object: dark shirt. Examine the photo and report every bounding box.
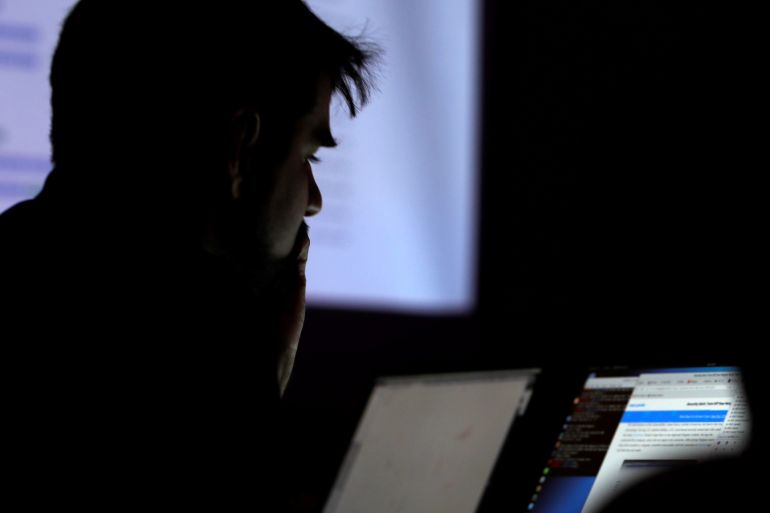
[1,179,287,509]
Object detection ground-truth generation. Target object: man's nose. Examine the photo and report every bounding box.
[305,172,323,217]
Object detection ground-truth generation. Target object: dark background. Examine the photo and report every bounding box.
[282,1,759,511]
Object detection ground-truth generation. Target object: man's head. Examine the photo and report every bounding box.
[48,0,377,260]
[44,1,378,394]
[217,72,334,268]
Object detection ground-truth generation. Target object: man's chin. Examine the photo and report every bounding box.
[226,223,309,292]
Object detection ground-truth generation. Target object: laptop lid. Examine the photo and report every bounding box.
[323,369,539,513]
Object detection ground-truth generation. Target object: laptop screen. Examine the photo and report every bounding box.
[528,366,750,513]
[323,370,538,513]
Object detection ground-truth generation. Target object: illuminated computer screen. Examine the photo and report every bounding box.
[0,0,481,314]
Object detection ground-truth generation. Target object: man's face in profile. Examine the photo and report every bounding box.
[226,75,335,280]
[253,76,334,263]
[218,75,337,393]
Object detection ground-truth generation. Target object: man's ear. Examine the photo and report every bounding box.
[227,109,261,199]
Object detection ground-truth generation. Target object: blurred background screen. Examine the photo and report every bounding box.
[0,0,75,212]
[0,0,482,315]
[303,0,481,314]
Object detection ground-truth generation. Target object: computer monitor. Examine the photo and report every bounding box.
[1,0,483,314]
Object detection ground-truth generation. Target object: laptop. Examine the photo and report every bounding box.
[320,364,750,513]
[526,365,751,513]
[322,369,539,513]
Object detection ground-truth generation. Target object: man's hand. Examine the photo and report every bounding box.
[276,235,309,396]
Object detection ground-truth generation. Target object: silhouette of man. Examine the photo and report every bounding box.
[0,1,376,509]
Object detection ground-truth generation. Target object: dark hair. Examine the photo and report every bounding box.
[48,1,378,197]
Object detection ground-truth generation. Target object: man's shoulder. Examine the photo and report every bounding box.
[5,351,285,508]
[0,199,51,303]
[0,198,43,238]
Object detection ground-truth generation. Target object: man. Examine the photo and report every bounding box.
[0,1,377,509]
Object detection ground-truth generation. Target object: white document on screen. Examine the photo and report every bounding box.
[579,369,751,513]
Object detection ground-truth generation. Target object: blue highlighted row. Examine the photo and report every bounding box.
[0,155,52,172]
[642,367,739,374]
[0,50,37,69]
[0,23,39,42]
[622,410,727,423]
